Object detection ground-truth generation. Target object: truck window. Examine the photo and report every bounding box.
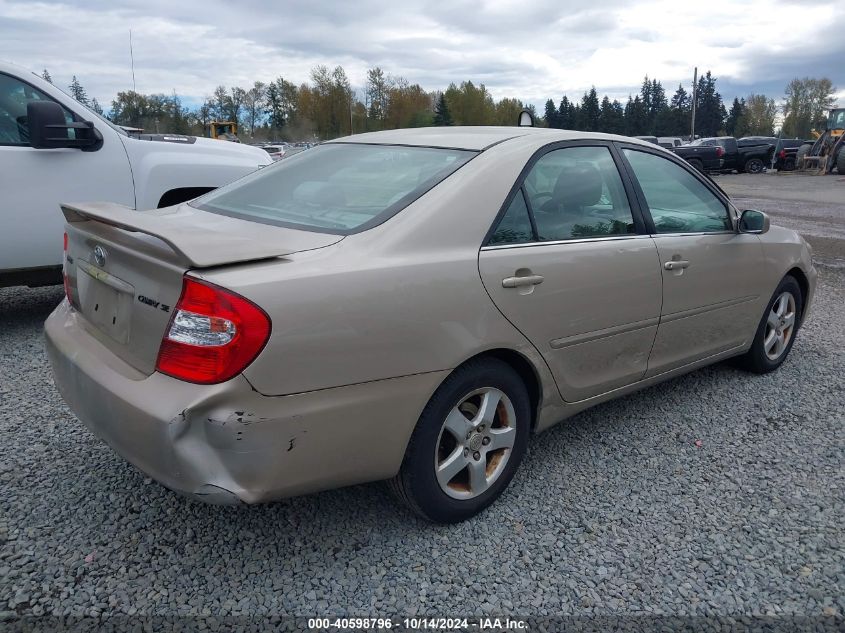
[0,73,75,146]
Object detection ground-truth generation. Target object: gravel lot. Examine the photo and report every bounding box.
[1,176,843,628]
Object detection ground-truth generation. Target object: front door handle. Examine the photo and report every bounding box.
[502,274,544,288]
[663,260,690,271]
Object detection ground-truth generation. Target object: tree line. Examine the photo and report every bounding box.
[42,67,837,142]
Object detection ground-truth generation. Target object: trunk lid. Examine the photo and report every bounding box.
[62,202,341,375]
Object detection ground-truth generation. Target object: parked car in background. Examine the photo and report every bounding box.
[633,135,722,172]
[688,136,774,174]
[258,144,286,161]
[46,127,815,523]
[0,61,271,288]
[658,137,684,147]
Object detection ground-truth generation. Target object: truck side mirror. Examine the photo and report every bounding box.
[27,101,102,150]
[739,209,770,234]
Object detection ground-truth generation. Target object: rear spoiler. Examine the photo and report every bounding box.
[61,202,294,268]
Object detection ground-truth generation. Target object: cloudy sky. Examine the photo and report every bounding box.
[1,0,843,111]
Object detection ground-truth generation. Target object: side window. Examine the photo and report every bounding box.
[489,189,534,245]
[521,146,635,241]
[0,73,72,146]
[623,149,732,234]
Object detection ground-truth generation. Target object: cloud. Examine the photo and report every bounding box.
[0,0,842,110]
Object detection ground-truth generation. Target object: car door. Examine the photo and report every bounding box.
[0,72,134,277]
[618,145,765,376]
[478,143,663,403]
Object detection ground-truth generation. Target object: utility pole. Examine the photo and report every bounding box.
[129,29,137,93]
[690,66,697,141]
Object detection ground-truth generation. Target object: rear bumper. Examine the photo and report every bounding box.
[45,300,446,504]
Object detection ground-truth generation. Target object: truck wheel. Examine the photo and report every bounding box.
[687,158,704,172]
[837,149,845,175]
[783,157,796,171]
[744,157,765,174]
[796,144,812,168]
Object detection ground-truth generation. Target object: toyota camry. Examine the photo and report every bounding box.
[46,126,816,523]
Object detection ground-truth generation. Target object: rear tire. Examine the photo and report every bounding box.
[744,157,765,174]
[783,157,795,171]
[735,276,803,374]
[837,149,845,175]
[389,358,531,523]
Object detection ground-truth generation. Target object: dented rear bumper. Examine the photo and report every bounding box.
[45,300,446,504]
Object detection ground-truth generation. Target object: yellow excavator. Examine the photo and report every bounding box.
[796,108,845,174]
[204,121,240,142]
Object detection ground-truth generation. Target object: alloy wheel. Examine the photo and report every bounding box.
[434,387,517,500]
[764,291,796,361]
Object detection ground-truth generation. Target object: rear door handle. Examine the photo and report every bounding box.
[502,274,544,288]
[663,260,690,271]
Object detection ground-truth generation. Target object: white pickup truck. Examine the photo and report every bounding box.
[0,61,270,288]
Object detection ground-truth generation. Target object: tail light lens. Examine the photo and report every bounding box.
[778,150,786,159]
[156,277,271,384]
[716,146,725,158]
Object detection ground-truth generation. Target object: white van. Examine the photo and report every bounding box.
[0,62,270,288]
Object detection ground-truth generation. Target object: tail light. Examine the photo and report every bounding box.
[778,150,786,159]
[716,146,725,158]
[156,277,271,384]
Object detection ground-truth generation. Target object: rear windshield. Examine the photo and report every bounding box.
[193,143,476,234]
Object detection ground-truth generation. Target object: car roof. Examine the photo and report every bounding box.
[329,126,656,151]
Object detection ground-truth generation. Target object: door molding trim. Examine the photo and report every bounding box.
[550,316,660,349]
[659,294,759,324]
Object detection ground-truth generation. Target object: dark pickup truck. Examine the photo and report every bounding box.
[634,136,723,172]
[738,137,810,171]
[687,136,774,174]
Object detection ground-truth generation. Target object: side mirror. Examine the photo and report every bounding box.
[27,101,101,150]
[517,109,535,127]
[739,209,770,234]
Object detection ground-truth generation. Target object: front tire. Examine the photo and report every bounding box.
[736,276,803,374]
[389,358,531,523]
[796,143,812,169]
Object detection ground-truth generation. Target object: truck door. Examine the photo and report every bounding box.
[0,71,134,283]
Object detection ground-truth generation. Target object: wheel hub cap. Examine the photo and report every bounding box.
[468,433,483,451]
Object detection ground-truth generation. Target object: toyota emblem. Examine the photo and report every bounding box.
[93,245,107,268]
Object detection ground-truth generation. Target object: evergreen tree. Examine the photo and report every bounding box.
[40,69,52,84]
[432,93,453,126]
[624,95,648,135]
[579,87,601,132]
[90,97,104,116]
[598,96,624,134]
[68,76,89,106]
[648,78,667,133]
[694,71,727,137]
[668,84,691,136]
[725,97,746,136]
[544,99,560,128]
[558,96,576,129]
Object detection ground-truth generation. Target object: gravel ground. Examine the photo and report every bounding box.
[1,191,844,628]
